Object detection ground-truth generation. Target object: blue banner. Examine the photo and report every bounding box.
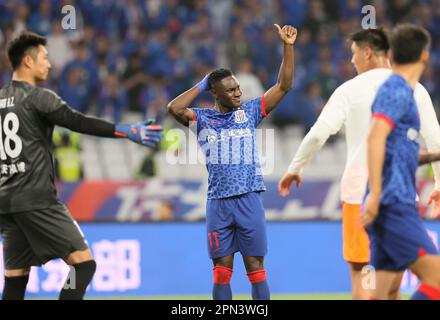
[1,222,439,298]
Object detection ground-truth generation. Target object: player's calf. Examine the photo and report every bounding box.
[59,260,96,300]
[244,256,270,300]
[410,255,440,300]
[2,268,30,300]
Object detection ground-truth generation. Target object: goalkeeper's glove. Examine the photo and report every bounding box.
[115,120,163,148]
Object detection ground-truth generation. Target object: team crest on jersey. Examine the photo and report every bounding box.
[234,109,248,123]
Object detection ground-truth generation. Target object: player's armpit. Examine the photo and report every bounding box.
[262,84,290,115]
[167,106,195,126]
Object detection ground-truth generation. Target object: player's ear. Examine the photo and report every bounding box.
[388,50,394,64]
[365,47,373,60]
[421,50,430,65]
[22,54,34,70]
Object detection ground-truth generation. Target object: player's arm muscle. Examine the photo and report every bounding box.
[263,43,294,114]
[418,151,440,166]
[167,87,197,126]
[367,118,392,195]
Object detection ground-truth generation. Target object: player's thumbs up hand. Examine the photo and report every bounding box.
[274,24,297,45]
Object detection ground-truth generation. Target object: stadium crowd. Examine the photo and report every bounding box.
[0,0,439,134]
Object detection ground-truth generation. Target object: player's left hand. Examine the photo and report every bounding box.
[274,24,297,45]
[361,193,380,228]
[115,120,163,148]
[278,172,302,197]
[428,189,440,218]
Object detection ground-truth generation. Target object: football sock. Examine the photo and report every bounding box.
[411,283,440,300]
[212,266,233,300]
[247,269,270,300]
[2,275,29,300]
[59,260,96,300]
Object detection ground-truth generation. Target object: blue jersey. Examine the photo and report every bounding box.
[370,74,420,206]
[192,97,267,199]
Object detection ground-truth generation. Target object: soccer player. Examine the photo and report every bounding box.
[167,24,297,300]
[0,32,163,300]
[364,24,440,300]
[278,28,440,299]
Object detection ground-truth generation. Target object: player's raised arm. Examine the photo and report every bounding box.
[167,75,210,126]
[263,24,296,114]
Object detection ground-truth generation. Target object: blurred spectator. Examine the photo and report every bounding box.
[0,0,439,134]
[297,81,325,134]
[303,0,331,38]
[28,0,53,36]
[157,200,175,221]
[235,59,265,102]
[54,130,84,183]
[46,20,73,77]
[59,67,90,113]
[97,73,127,123]
[226,24,253,72]
[60,40,99,113]
[387,0,415,23]
[140,74,169,122]
[122,53,149,112]
[314,60,339,101]
[277,0,308,27]
[252,26,282,87]
[164,44,192,98]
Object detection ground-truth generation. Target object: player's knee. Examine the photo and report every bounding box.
[388,288,401,300]
[66,249,93,265]
[5,268,31,277]
[213,266,233,285]
[247,269,267,285]
[243,257,264,272]
[69,259,96,285]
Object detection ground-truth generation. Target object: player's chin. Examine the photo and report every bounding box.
[232,100,241,108]
[37,74,49,82]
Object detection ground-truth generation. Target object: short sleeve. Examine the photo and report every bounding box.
[372,84,411,128]
[191,108,204,133]
[242,96,265,128]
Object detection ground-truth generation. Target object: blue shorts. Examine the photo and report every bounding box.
[367,203,438,271]
[206,192,267,259]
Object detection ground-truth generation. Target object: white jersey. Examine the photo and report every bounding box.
[287,68,440,204]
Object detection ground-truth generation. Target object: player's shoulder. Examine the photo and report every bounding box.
[381,74,412,97]
[241,96,262,109]
[192,106,215,114]
[29,87,64,113]
[414,82,430,99]
[240,97,262,116]
[191,106,216,120]
[30,86,60,102]
[343,68,391,92]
